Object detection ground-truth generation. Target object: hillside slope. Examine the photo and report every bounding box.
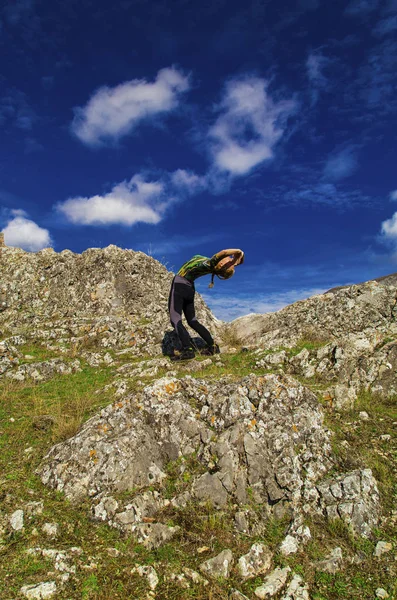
[0,246,396,600]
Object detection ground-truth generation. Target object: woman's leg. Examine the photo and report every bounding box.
[184,295,214,347]
[168,279,194,349]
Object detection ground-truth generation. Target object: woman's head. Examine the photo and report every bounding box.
[216,256,234,271]
[217,266,235,280]
[214,257,235,280]
[210,256,234,287]
[208,255,235,288]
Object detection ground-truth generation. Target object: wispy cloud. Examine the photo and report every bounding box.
[0,89,37,130]
[353,38,397,115]
[373,15,397,36]
[57,175,169,226]
[323,146,358,181]
[277,182,373,209]
[306,52,328,87]
[170,169,208,195]
[71,67,190,147]
[390,190,397,201]
[202,287,327,321]
[344,0,379,16]
[3,210,52,252]
[208,77,296,176]
[306,50,334,105]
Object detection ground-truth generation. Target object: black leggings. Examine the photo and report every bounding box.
[168,275,214,349]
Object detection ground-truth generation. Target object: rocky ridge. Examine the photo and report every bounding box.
[0,244,218,360]
[228,279,397,406]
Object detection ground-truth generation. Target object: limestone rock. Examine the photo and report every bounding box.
[26,547,76,583]
[9,509,24,531]
[182,567,209,586]
[4,358,81,382]
[230,590,251,600]
[42,523,59,538]
[38,373,333,540]
[133,523,180,549]
[374,541,393,557]
[199,549,234,578]
[20,582,57,599]
[279,534,299,556]
[25,501,44,517]
[376,588,390,599]
[131,565,159,590]
[254,566,291,598]
[237,543,273,579]
[281,573,310,600]
[227,280,397,350]
[316,469,380,537]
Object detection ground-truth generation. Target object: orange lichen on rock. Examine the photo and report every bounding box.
[165,381,181,395]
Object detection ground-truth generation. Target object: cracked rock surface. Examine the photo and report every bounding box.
[38,374,336,538]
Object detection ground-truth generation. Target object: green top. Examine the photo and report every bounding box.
[177,254,219,282]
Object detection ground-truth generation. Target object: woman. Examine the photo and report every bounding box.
[168,248,244,361]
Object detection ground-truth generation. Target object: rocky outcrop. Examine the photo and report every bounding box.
[228,280,397,349]
[254,335,397,407]
[38,373,337,542]
[229,279,397,404]
[0,245,219,356]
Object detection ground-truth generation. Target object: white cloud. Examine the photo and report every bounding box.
[57,175,168,226]
[171,169,208,194]
[324,146,358,180]
[378,206,397,262]
[390,190,397,201]
[3,211,52,251]
[208,77,296,176]
[202,287,327,321]
[381,212,397,240]
[71,67,190,146]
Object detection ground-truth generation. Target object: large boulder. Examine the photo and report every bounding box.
[38,373,334,537]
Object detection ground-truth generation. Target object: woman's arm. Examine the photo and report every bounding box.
[210,248,244,267]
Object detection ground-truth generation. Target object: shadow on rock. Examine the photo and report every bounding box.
[161,331,208,356]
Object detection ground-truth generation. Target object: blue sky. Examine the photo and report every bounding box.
[1,0,397,320]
